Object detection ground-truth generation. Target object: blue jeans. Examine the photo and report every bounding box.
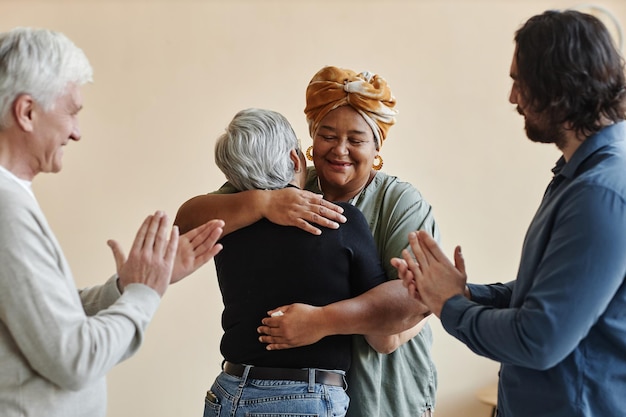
[203,368,349,417]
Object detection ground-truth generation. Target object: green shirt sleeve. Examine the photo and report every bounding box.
[354,172,440,281]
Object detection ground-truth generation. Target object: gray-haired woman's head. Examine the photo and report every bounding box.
[215,108,301,191]
[0,27,93,130]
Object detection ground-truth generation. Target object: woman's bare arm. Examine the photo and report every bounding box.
[257,280,430,351]
[175,191,265,235]
[175,188,346,236]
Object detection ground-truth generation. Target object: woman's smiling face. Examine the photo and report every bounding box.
[312,105,377,201]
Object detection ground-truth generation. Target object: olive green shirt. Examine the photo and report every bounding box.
[306,167,439,417]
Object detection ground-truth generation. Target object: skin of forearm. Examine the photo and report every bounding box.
[365,317,429,354]
[319,280,430,337]
[175,191,265,235]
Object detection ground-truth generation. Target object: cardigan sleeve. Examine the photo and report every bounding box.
[0,189,160,391]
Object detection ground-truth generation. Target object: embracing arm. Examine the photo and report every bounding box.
[175,191,265,235]
[259,280,430,351]
[175,187,346,236]
[322,279,429,335]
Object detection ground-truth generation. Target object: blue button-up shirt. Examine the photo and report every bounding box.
[441,122,626,417]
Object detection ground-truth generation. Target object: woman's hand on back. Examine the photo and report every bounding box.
[262,187,346,235]
[257,303,330,350]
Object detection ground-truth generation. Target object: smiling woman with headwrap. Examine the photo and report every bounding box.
[302,66,439,417]
[304,66,397,150]
[175,65,439,417]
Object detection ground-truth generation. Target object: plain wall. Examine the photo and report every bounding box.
[2,1,625,416]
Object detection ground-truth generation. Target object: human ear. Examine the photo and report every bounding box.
[13,94,35,132]
[290,148,305,173]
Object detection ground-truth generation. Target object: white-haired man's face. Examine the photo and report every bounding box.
[28,84,83,178]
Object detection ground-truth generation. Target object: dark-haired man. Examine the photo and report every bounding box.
[393,9,626,417]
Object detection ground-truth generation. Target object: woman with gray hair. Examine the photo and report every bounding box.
[214,108,302,191]
[204,108,394,417]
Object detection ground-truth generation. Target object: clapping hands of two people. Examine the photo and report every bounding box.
[107,211,224,297]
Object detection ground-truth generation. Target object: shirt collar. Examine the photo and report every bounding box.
[552,121,626,179]
[0,164,35,199]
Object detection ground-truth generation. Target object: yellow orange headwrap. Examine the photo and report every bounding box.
[304,66,397,149]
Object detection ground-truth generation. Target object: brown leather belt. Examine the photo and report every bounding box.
[223,361,345,388]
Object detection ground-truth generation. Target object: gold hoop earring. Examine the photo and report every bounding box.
[306,146,314,161]
[372,154,383,171]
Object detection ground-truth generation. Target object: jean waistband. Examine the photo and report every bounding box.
[223,361,345,388]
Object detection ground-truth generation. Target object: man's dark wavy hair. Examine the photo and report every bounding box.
[515,10,626,137]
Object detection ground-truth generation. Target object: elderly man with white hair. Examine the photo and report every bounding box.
[0,27,224,417]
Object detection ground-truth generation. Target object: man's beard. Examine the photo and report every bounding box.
[520,107,567,149]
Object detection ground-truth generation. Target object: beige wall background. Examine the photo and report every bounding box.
[2,0,624,416]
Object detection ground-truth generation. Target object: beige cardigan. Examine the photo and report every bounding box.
[0,169,161,417]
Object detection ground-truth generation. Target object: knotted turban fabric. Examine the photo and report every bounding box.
[304,66,397,149]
